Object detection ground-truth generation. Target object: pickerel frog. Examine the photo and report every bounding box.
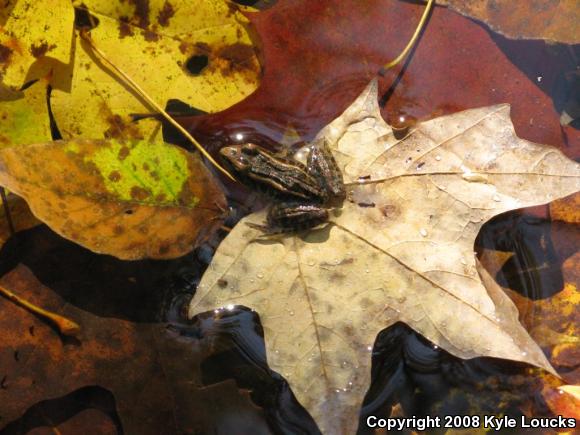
[220,141,345,232]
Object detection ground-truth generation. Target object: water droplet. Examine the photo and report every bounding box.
[335,389,341,393]
[433,345,439,350]
[435,155,441,161]
[341,361,349,368]
[521,351,527,356]
[289,310,295,316]
[367,346,373,351]
[420,228,428,237]
[537,76,543,82]
[398,296,406,303]
[234,132,244,141]
[460,257,467,265]
[365,269,370,274]
[493,194,501,202]
[226,304,235,311]
[256,272,264,279]
[249,279,255,283]
[275,350,279,354]
[213,309,220,314]
[307,260,315,266]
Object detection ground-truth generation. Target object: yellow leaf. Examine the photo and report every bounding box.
[189,80,580,434]
[0,79,51,147]
[0,0,74,90]
[0,138,226,259]
[51,0,261,141]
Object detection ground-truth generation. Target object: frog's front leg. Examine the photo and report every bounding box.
[267,201,329,232]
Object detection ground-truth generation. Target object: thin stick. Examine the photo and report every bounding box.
[383,0,434,70]
[0,284,81,337]
[0,189,15,235]
[79,30,236,182]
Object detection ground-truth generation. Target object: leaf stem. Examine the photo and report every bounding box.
[383,0,434,70]
[79,30,236,182]
[0,284,80,337]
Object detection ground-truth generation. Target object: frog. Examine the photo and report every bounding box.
[219,140,346,233]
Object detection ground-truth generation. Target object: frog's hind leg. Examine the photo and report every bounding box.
[267,202,329,232]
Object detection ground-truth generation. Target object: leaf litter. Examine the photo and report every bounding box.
[189,80,580,434]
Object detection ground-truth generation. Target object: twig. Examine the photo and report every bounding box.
[79,30,236,182]
[0,284,80,337]
[383,0,434,70]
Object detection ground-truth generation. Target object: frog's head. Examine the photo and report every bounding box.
[219,143,262,175]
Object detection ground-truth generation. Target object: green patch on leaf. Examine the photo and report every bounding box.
[90,140,197,207]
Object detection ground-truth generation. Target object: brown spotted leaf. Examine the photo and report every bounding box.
[0,139,226,259]
[51,0,260,142]
[437,0,580,44]
[189,80,580,434]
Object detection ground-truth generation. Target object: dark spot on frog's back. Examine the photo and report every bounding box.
[130,186,150,201]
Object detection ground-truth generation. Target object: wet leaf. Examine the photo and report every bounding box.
[51,0,260,142]
[437,0,580,44]
[0,138,226,259]
[189,80,580,434]
[0,0,74,90]
[0,261,269,433]
[184,0,578,165]
[543,384,580,420]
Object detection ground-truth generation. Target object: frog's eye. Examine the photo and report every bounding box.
[241,144,259,156]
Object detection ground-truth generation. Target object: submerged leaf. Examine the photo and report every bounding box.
[189,80,580,433]
[51,0,260,142]
[0,139,226,259]
[437,0,580,44]
[0,0,74,90]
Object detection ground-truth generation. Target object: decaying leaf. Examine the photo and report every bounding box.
[0,0,74,90]
[189,80,580,433]
[0,138,226,259]
[437,0,580,44]
[0,79,51,148]
[0,261,272,433]
[51,0,260,142]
